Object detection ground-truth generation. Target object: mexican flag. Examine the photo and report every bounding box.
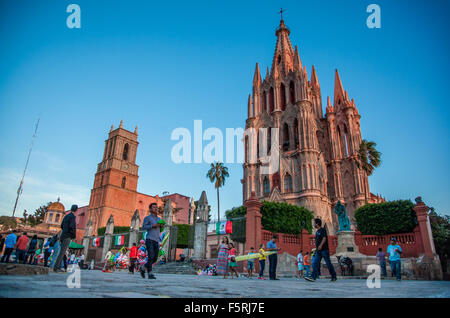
[216,220,232,235]
[115,235,125,245]
[92,237,100,247]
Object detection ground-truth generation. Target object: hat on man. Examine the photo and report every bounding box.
[71,204,78,212]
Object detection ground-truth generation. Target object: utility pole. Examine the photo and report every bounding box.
[12,117,40,217]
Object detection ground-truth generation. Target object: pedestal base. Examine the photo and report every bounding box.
[334,230,364,258]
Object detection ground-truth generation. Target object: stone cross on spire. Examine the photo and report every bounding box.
[278,8,286,21]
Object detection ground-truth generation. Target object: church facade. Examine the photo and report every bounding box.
[242,19,383,234]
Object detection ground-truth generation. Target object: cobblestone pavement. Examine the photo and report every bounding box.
[0,270,449,298]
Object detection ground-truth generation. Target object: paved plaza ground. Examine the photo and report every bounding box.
[1,270,449,298]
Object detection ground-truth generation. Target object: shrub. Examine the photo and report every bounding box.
[354,200,417,235]
[260,201,314,235]
[97,226,130,236]
[174,223,191,248]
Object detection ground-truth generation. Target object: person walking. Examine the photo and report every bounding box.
[303,251,311,278]
[53,205,77,272]
[297,250,304,279]
[140,203,163,279]
[228,242,239,279]
[387,238,402,281]
[1,231,17,263]
[49,231,62,269]
[216,236,230,279]
[258,243,266,280]
[129,243,138,274]
[24,235,38,264]
[43,237,53,267]
[305,218,337,282]
[247,247,256,279]
[15,232,29,263]
[376,247,387,277]
[136,241,147,273]
[266,235,281,280]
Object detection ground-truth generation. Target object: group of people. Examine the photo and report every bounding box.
[216,235,281,280]
[214,218,404,282]
[0,204,80,273]
[376,237,403,281]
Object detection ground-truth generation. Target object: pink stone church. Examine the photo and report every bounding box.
[242,19,384,234]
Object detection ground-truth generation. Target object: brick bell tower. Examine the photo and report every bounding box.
[88,120,139,234]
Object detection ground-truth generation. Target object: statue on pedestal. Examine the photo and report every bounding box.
[335,201,351,232]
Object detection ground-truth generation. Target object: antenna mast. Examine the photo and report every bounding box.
[12,117,40,217]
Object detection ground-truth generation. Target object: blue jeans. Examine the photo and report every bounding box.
[304,265,310,277]
[311,250,336,280]
[259,260,265,277]
[144,239,159,273]
[15,249,26,263]
[380,261,387,277]
[49,242,61,268]
[390,260,401,280]
[268,254,277,279]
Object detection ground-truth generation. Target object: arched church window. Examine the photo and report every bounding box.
[284,173,293,193]
[123,143,129,161]
[269,87,275,112]
[343,125,351,157]
[263,177,270,195]
[121,177,126,189]
[337,127,343,158]
[280,83,286,111]
[272,173,280,190]
[277,55,281,64]
[289,81,295,104]
[245,135,249,162]
[283,123,290,151]
[267,128,272,153]
[294,118,299,148]
[55,214,60,223]
[262,91,267,112]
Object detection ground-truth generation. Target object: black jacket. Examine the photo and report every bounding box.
[60,212,76,240]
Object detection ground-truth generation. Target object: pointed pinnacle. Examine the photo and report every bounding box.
[119,120,123,128]
[293,45,302,71]
[311,65,319,87]
[253,63,262,87]
[334,69,345,104]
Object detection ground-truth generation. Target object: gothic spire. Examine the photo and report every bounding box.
[293,45,302,71]
[326,96,334,114]
[119,120,123,129]
[271,19,295,76]
[334,69,345,105]
[253,63,262,87]
[311,65,319,88]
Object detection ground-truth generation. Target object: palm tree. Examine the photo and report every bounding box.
[356,139,381,203]
[206,162,229,224]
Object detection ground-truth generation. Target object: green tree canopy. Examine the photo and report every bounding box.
[354,200,417,235]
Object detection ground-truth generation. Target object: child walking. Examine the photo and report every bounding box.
[247,247,255,279]
[228,242,239,279]
[258,243,266,280]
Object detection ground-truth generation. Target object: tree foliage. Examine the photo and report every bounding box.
[97,226,130,236]
[261,201,314,235]
[225,202,313,235]
[429,208,450,266]
[174,223,191,248]
[225,206,247,219]
[0,216,17,230]
[25,203,49,227]
[354,200,417,235]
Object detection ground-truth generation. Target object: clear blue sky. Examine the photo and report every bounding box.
[0,0,449,219]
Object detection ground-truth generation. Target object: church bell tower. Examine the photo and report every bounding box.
[87,120,139,234]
